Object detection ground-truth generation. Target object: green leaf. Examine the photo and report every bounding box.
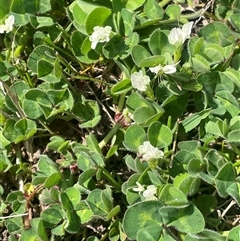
[124,125,146,152]
[65,210,80,233]
[28,45,55,74]
[137,225,162,241]
[205,118,227,138]
[37,59,53,78]
[139,55,165,67]
[144,0,163,19]
[148,121,172,149]
[133,106,156,124]
[87,189,109,217]
[31,218,49,241]
[160,204,205,233]
[20,228,38,241]
[186,229,225,241]
[132,45,151,67]
[173,173,200,196]
[214,163,236,198]
[216,91,239,117]
[36,16,54,28]
[199,22,234,45]
[85,7,112,34]
[47,136,69,153]
[203,43,225,64]
[111,79,132,95]
[3,118,37,144]
[230,13,240,32]
[227,225,240,241]
[101,188,113,212]
[165,4,181,19]
[86,134,101,154]
[223,68,240,89]
[0,154,12,172]
[0,1,11,19]
[121,8,135,36]
[159,184,188,206]
[182,108,211,132]
[191,54,210,73]
[11,0,41,14]
[76,201,94,224]
[44,173,62,189]
[196,195,218,215]
[227,182,240,206]
[126,92,152,111]
[122,200,163,240]
[149,29,172,55]
[227,130,240,145]
[187,158,204,177]
[38,155,59,175]
[41,204,64,228]
[124,0,146,11]
[188,36,204,57]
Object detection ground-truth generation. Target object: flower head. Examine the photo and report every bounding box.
[132,182,145,193]
[132,182,157,200]
[130,70,150,92]
[0,15,15,34]
[89,26,112,49]
[143,185,157,200]
[168,22,193,46]
[138,141,163,161]
[149,62,179,75]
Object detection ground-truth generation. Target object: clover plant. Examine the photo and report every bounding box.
[0,0,240,240]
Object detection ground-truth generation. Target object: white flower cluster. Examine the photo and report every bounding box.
[168,22,193,47]
[133,182,157,200]
[149,61,180,75]
[130,70,150,92]
[0,15,15,34]
[89,26,112,49]
[138,141,163,161]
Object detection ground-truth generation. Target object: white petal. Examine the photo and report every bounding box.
[0,24,6,34]
[168,28,182,45]
[132,182,145,192]
[149,65,162,74]
[138,141,163,161]
[89,26,112,49]
[143,185,157,200]
[163,64,177,74]
[130,70,150,92]
[182,21,194,41]
[4,15,15,33]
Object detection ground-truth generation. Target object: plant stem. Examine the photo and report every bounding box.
[159,0,171,7]
[101,168,121,190]
[99,123,121,149]
[117,93,125,112]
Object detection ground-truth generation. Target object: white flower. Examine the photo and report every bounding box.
[132,182,157,200]
[132,182,145,193]
[0,15,15,34]
[149,62,179,75]
[168,22,193,46]
[89,26,112,49]
[0,24,5,34]
[138,141,163,161]
[130,70,150,92]
[4,15,15,33]
[143,185,157,200]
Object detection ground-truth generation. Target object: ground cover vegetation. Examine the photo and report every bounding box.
[0,0,240,240]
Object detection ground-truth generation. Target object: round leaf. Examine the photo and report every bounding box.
[123,200,163,240]
[148,121,172,148]
[124,125,146,152]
